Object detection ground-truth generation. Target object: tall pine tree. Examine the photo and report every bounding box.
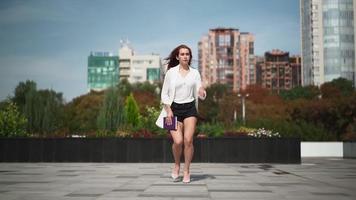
[97,87,124,132]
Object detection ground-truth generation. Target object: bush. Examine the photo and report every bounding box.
[298,120,335,141]
[95,130,116,138]
[235,126,256,133]
[197,123,225,137]
[132,129,155,138]
[139,106,167,137]
[247,128,280,138]
[0,102,28,137]
[247,118,334,141]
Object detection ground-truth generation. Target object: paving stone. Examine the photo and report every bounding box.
[1,158,356,199]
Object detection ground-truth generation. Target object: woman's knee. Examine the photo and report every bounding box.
[173,139,183,146]
[184,138,193,147]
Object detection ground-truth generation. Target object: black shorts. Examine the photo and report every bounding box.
[171,101,198,123]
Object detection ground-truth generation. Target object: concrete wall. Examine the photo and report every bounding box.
[0,138,301,163]
[344,142,356,158]
[301,142,343,157]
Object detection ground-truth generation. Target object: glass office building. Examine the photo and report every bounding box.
[146,68,160,82]
[87,52,119,91]
[301,0,356,87]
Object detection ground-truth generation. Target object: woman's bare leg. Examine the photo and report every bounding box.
[170,122,184,176]
[182,116,197,182]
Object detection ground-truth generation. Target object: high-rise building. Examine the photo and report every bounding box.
[131,55,161,83]
[87,52,119,91]
[198,28,255,92]
[260,50,301,93]
[198,35,210,87]
[290,55,302,88]
[118,40,161,83]
[262,50,291,93]
[255,56,265,86]
[118,42,133,81]
[301,0,356,87]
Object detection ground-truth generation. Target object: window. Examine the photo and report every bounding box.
[218,34,231,46]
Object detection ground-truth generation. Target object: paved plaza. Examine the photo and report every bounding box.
[0,158,356,200]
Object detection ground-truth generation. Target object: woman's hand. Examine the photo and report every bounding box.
[165,107,174,125]
[198,87,207,100]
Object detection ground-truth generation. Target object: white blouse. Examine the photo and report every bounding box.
[161,65,202,106]
[156,64,205,128]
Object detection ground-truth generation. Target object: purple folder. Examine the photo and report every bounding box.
[163,116,177,130]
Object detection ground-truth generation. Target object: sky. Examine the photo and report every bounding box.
[0,0,300,102]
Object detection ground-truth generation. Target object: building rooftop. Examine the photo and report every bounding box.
[266,49,289,56]
[90,51,114,57]
[210,27,239,32]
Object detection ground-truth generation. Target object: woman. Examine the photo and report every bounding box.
[158,44,206,183]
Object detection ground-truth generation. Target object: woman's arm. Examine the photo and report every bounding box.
[161,71,171,105]
[196,70,206,100]
[198,87,207,100]
[161,71,174,123]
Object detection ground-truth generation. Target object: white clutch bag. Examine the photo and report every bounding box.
[155,108,167,128]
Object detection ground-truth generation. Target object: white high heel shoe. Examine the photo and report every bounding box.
[182,173,190,183]
[171,173,180,182]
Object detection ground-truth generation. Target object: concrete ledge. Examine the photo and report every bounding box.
[301,142,343,157]
[344,141,356,158]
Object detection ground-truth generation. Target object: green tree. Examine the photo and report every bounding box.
[287,93,356,141]
[64,90,104,135]
[39,89,65,134]
[12,80,37,112]
[132,81,157,94]
[132,91,160,116]
[97,87,124,132]
[321,78,354,99]
[199,83,229,123]
[117,79,132,98]
[124,93,141,128]
[0,102,27,137]
[280,85,320,100]
[29,89,64,135]
[24,85,40,134]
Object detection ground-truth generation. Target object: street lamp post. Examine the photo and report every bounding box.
[237,93,249,125]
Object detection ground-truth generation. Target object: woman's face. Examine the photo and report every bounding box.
[177,48,190,66]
